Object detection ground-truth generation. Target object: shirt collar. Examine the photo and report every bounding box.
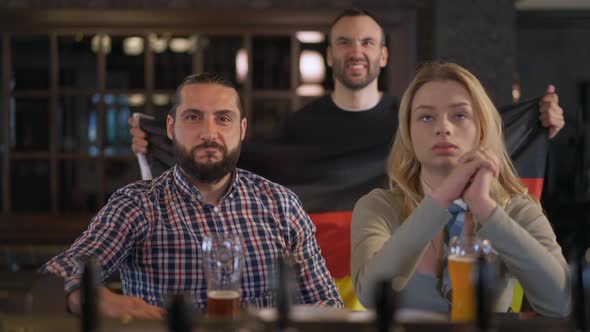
[173,165,240,204]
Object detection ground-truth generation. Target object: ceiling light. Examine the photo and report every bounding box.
[152,94,170,106]
[296,84,325,97]
[128,94,146,107]
[236,48,248,84]
[123,36,144,56]
[299,50,325,84]
[91,34,111,54]
[296,31,325,44]
[169,38,191,53]
[148,33,167,53]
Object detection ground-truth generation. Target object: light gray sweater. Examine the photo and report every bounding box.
[351,189,570,317]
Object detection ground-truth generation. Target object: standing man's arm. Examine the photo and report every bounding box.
[286,192,344,307]
[128,116,172,178]
[128,116,150,154]
[538,85,565,139]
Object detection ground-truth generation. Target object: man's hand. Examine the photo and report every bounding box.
[128,116,149,154]
[539,85,565,139]
[67,287,166,320]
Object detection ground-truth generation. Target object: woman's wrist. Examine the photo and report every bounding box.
[467,196,497,223]
[429,190,452,209]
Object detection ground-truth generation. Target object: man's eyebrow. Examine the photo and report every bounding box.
[213,110,236,116]
[181,108,203,115]
[180,109,236,116]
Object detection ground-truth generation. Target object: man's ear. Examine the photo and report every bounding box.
[240,117,247,141]
[326,46,333,68]
[380,46,388,68]
[166,114,174,140]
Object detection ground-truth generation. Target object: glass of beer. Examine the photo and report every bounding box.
[448,235,488,322]
[202,234,244,319]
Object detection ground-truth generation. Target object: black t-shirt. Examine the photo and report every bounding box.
[272,94,399,147]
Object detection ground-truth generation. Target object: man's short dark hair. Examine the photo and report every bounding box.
[169,73,244,119]
[328,8,386,46]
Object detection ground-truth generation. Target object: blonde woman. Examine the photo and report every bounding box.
[351,61,570,317]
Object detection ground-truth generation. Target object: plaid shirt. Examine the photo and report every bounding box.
[40,166,343,309]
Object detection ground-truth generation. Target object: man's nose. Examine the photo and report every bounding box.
[350,41,363,55]
[200,117,218,140]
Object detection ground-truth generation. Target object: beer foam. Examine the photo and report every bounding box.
[208,290,240,299]
[448,255,476,263]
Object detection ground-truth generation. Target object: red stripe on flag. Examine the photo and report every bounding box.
[521,178,544,200]
[308,211,352,278]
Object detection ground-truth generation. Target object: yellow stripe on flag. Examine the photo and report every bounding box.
[334,276,366,310]
[510,281,524,312]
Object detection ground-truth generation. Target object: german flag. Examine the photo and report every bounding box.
[500,97,548,200]
[138,96,547,310]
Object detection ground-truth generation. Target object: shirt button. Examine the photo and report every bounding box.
[197,195,202,200]
[213,207,219,213]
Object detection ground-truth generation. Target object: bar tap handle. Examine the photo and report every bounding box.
[167,293,194,332]
[571,248,588,332]
[375,280,396,332]
[476,255,494,332]
[277,255,295,330]
[81,258,100,332]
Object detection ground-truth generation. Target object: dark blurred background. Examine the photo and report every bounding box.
[0,0,588,270]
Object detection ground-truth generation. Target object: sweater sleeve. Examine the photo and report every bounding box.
[478,197,570,317]
[350,189,452,308]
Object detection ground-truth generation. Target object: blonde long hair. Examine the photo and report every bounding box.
[387,61,537,221]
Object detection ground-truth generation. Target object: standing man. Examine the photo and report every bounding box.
[42,73,343,319]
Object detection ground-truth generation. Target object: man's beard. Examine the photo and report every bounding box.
[174,140,241,184]
[331,54,381,91]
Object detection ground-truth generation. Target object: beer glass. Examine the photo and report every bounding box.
[202,234,244,319]
[448,236,489,322]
